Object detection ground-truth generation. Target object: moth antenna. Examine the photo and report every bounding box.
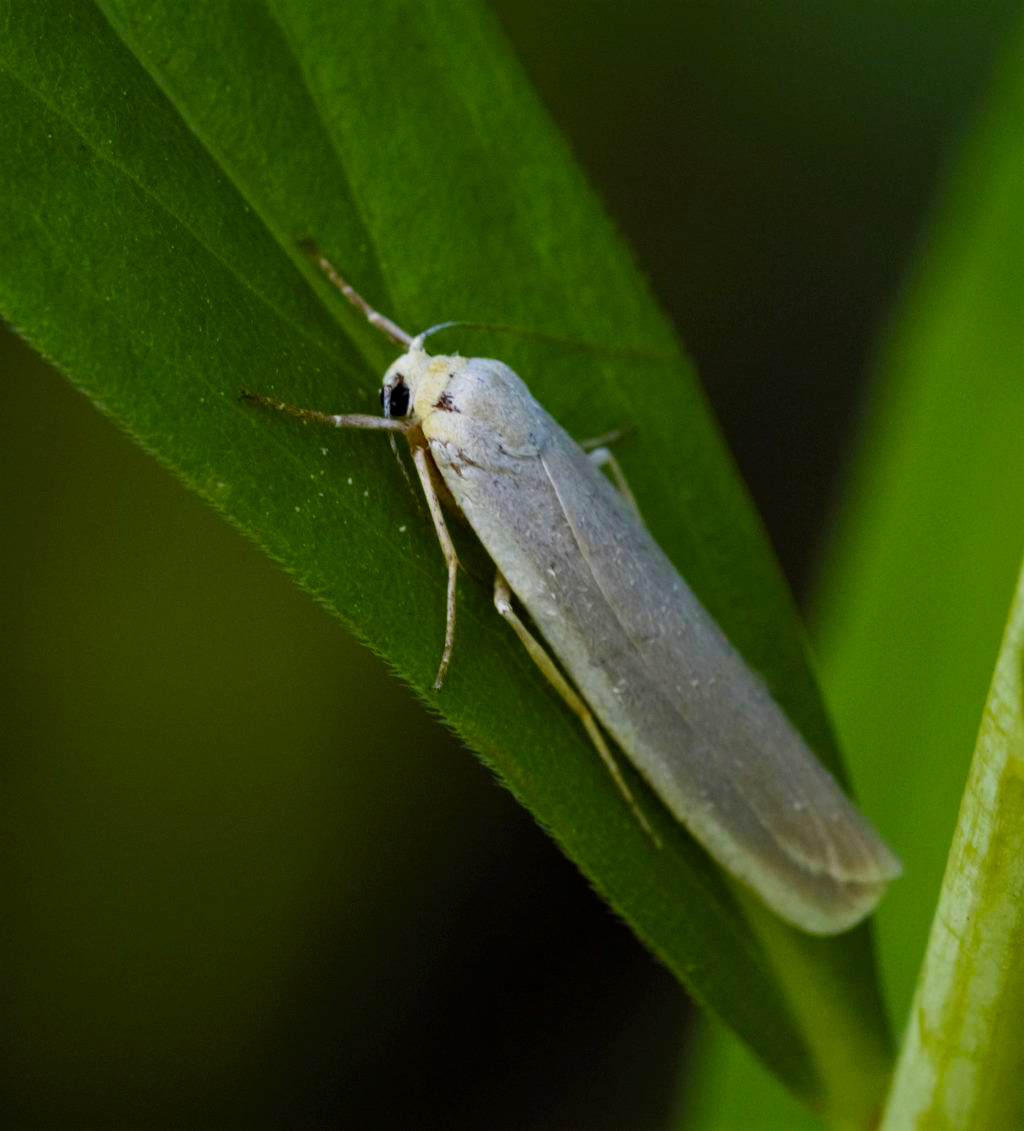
[413,320,468,349]
[301,240,413,348]
[413,319,671,363]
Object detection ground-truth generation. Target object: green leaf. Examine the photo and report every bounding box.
[685,7,1024,1127]
[814,3,1024,1028]
[880,555,1024,1126]
[0,1,893,1112]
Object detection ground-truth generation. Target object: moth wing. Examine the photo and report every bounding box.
[534,428,900,933]
[430,380,898,934]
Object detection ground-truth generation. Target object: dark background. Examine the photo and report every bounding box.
[2,3,1018,1127]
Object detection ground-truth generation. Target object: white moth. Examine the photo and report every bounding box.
[247,251,901,935]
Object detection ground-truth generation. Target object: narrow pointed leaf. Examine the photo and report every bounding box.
[0,1,894,1109]
[881,558,1024,1127]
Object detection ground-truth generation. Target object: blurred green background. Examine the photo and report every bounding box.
[2,2,1020,1127]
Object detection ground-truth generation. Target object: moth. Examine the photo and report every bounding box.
[245,250,900,935]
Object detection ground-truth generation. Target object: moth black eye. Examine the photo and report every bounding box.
[383,380,411,418]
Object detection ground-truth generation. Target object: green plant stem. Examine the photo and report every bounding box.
[880,561,1024,1129]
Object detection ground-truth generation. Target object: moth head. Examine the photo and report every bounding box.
[381,343,464,424]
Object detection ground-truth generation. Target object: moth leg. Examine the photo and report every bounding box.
[243,392,454,684]
[241,390,418,494]
[492,571,660,848]
[411,445,459,690]
[240,391,408,434]
[578,427,640,515]
[578,425,633,452]
[587,447,641,519]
